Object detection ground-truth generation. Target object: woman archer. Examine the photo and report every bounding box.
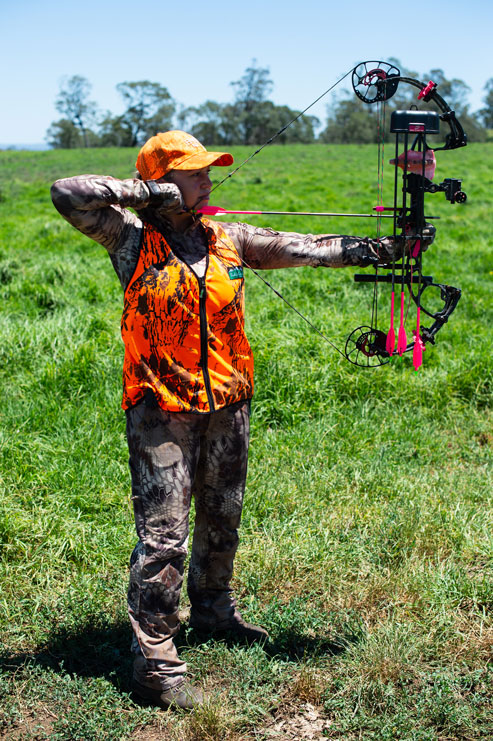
[51,129,425,709]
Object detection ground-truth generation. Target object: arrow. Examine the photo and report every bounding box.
[198,205,396,218]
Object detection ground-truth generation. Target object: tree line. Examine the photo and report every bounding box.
[47,60,493,149]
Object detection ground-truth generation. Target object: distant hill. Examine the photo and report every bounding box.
[0,142,49,151]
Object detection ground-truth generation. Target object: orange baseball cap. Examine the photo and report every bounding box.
[136,130,234,180]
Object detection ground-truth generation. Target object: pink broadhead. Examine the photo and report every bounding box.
[389,149,436,180]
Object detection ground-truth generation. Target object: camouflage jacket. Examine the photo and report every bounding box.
[50,175,397,290]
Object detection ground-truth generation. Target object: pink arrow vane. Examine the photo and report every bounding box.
[198,205,395,218]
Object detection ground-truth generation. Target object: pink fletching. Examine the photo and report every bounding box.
[199,205,262,215]
[412,239,421,259]
[397,324,408,356]
[199,205,224,215]
[386,291,396,354]
[375,205,385,212]
[386,327,396,356]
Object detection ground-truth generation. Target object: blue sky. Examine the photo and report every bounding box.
[1,0,491,146]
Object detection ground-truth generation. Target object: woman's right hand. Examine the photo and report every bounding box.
[142,181,185,213]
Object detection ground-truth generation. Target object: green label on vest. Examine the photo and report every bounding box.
[228,266,244,280]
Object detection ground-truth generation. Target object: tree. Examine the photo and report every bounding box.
[320,98,378,144]
[45,118,99,149]
[235,101,319,144]
[231,60,273,107]
[179,101,234,145]
[97,112,134,147]
[180,98,319,146]
[46,119,82,148]
[479,78,493,129]
[267,105,319,143]
[230,61,275,144]
[116,81,175,146]
[55,75,97,147]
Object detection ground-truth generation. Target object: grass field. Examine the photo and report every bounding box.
[0,143,492,740]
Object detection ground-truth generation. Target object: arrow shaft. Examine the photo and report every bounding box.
[240,210,394,217]
[199,207,396,218]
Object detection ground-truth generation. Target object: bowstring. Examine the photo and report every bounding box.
[200,65,362,360]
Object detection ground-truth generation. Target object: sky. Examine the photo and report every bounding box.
[1,0,491,147]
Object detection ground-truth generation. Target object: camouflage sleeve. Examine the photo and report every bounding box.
[218,221,402,270]
[50,175,154,252]
[51,176,187,289]
[49,174,169,255]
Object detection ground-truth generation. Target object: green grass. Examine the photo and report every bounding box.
[0,144,492,740]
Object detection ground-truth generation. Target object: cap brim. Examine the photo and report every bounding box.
[173,151,233,170]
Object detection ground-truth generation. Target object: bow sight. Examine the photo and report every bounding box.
[344,61,468,369]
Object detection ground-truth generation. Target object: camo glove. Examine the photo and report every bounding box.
[143,181,185,213]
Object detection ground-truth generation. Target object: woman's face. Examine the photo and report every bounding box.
[165,167,213,210]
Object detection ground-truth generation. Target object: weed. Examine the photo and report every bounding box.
[186,697,237,741]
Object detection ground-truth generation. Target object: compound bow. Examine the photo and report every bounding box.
[199,60,468,370]
[345,60,467,369]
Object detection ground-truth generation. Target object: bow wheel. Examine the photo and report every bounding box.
[352,61,400,104]
[345,326,390,367]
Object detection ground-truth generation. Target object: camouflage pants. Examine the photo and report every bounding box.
[126,395,250,690]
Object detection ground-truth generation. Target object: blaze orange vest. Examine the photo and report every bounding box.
[121,218,253,413]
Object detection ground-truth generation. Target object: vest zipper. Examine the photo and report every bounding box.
[197,274,215,412]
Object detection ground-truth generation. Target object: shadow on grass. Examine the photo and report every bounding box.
[0,620,135,692]
[180,625,350,661]
[0,616,357,691]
